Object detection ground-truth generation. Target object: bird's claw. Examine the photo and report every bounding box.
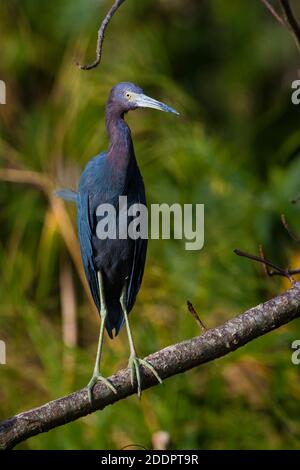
[87,374,117,404]
[128,355,162,398]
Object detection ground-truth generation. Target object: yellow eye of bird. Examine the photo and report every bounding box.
[126,92,131,99]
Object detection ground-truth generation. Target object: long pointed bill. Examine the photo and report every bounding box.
[134,93,179,115]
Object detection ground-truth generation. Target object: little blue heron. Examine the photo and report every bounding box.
[56,82,179,401]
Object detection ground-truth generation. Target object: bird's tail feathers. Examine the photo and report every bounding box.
[105,305,125,339]
[54,189,78,204]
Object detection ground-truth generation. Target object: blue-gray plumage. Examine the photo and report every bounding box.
[56,82,178,401]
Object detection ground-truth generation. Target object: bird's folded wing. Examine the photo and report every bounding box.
[77,193,100,312]
[127,236,147,312]
[127,186,147,312]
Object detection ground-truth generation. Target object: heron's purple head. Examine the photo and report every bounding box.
[107,82,179,116]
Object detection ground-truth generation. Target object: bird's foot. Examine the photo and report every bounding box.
[128,355,162,398]
[87,374,117,404]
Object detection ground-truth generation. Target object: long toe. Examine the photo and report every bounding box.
[133,358,142,398]
[128,356,142,397]
[96,375,117,395]
[128,356,163,398]
[139,359,163,385]
[87,376,97,404]
[87,375,117,404]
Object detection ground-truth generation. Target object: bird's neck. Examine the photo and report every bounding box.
[106,108,134,168]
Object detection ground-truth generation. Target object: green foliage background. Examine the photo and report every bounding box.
[1,0,300,449]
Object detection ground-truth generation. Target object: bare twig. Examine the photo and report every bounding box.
[258,244,274,278]
[261,0,300,52]
[280,0,300,52]
[257,244,300,280]
[260,0,286,26]
[281,214,300,244]
[187,301,207,331]
[234,248,300,282]
[78,0,126,70]
[1,282,300,449]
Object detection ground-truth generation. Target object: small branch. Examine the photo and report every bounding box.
[261,0,300,52]
[280,0,300,52]
[256,244,299,279]
[258,244,274,278]
[281,214,300,244]
[260,0,286,26]
[187,301,207,331]
[1,283,300,449]
[77,0,126,71]
[234,248,299,282]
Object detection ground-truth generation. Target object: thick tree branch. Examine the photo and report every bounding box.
[1,282,300,450]
[78,0,126,70]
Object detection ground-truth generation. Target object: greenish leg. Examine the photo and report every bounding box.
[87,271,117,404]
[120,285,162,398]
